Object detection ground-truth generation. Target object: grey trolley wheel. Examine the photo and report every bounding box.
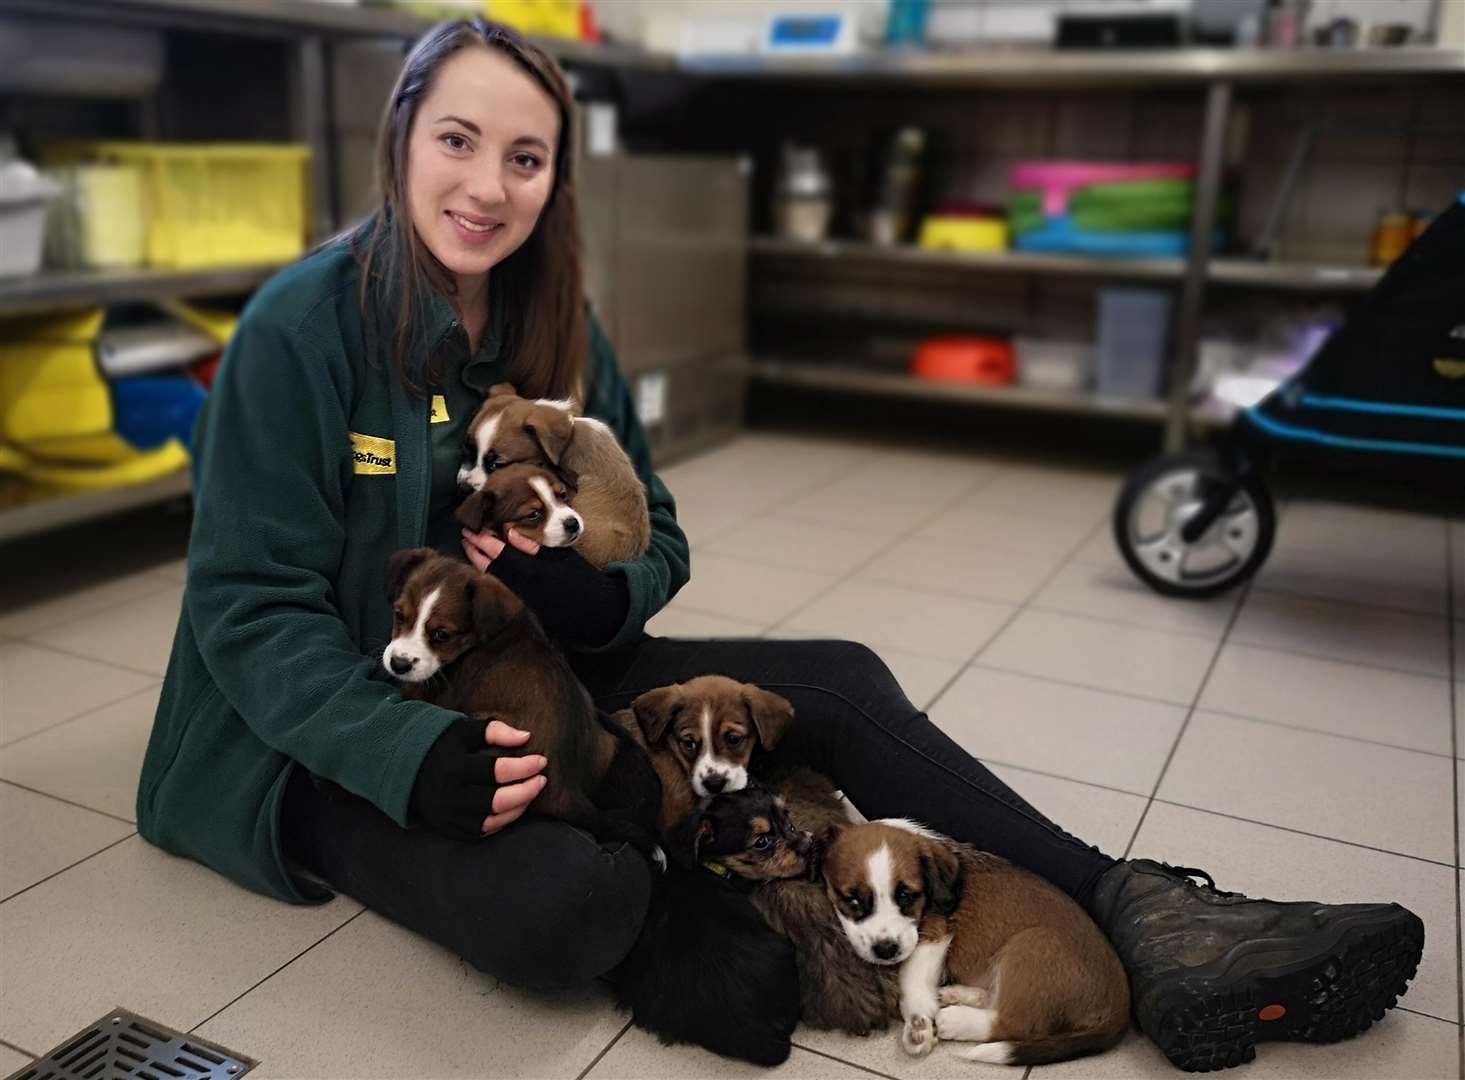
[1113,450,1276,599]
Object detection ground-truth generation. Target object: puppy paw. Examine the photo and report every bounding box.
[901,1015,936,1057]
[936,1004,995,1042]
[938,985,990,1008]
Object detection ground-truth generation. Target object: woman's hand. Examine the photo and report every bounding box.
[410,716,548,839]
[460,528,631,648]
[480,719,547,835]
[461,526,540,571]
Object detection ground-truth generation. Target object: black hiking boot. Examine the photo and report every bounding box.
[1091,860,1424,1073]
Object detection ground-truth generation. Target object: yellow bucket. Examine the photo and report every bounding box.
[43,142,311,269]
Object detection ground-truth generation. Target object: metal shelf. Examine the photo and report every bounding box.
[751,236,1385,292]
[0,264,289,318]
[0,0,673,69]
[0,469,190,544]
[687,45,1465,87]
[748,357,1168,422]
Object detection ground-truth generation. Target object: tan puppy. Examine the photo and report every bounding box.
[821,820,1129,1066]
[457,383,650,569]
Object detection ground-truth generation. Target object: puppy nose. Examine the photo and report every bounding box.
[389,655,415,676]
[563,516,580,537]
[702,773,727,794]
[872,940,900,961]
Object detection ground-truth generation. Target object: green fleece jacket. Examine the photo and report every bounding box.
[136,241,689,903]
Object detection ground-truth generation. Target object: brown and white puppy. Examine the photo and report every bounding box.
[616,675,794,830]
[686,781,901,1037]
[457,383,650,569]
[454,461,583,551]
[821,820,1129,1066]
[382,547,659,855]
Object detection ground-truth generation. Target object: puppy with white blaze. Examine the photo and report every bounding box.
[821,819,1130,1067]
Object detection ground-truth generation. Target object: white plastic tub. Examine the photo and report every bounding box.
[1015,337,1094,391]
[0,161,59,277]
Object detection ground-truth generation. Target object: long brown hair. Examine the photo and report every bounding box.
[351,19,586,401]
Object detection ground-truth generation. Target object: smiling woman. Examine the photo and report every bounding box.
[352,20,586,398]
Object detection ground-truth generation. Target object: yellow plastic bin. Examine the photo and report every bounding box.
[44,163,147,269]
[43,142,311,268]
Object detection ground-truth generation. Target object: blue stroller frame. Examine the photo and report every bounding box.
[1115,194,1464,598]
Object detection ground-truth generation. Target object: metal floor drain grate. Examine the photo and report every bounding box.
[7,1008,256,1080]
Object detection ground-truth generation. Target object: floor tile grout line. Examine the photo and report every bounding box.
[1120,576,1255,861]
[675,597,1461,760]
[0,579,183,640]
[786,1040,905,1079]
[187,906,371,1036]
[1022,602,1236,644]
[0,777,137,828]
[572,1018,633,1080]
[0,1037,38,1061]
[0,681,162,752]
[1396,1004,1461,1026]
[2,636,165,681]
[1112,490,1310,859]
[1444,530,1462,1074]
[0,829,136,906]
[763,470,1012,639]
[924,511,1115,716]
[1193,706,1462,762]
[1250,581,1451,622]
[1215,636,1455,684]
[989,756,1464,870]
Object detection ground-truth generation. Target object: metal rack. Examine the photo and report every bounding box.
[735,50,1460,451]
[1,0,1461,538]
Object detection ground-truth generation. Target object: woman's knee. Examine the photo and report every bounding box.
[457,823,654,991]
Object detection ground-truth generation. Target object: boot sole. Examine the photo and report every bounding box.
[1138,905,1424,1073]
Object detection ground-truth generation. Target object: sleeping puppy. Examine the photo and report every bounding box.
[457,383,650,569]
[613,785,800,1066]
[617,675,794,830]
[821,820,1130,1066]
[454,461,582,551]
[382,547,659,856]
[690,784,901,1037]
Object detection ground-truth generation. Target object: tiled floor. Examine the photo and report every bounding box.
[1,430,1461,1080]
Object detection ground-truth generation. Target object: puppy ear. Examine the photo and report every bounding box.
[454,489,495,532]
[664,807,714,870]
[555,464,580,493]
[742,686,794,750]
[488,381,519,398]
[920,840,964,916]
[524,410,574,467]
[385,547,434,601]
[631,685,685,745]
[468,574,523,639]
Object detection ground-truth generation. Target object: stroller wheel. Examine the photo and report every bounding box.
[1114,450,1275,599]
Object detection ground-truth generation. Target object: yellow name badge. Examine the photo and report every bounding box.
[1432,358,1465,380]
[350,432,397,475]
[430,395,450,423]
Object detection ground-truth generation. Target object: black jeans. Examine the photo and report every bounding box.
[283,637,1117,990]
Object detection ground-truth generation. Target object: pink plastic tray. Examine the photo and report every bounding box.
[1011,161,1195,216]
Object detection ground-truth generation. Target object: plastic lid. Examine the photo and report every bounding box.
[0,160,60,205]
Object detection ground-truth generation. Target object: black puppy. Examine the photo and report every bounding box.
[613,787,802,1066]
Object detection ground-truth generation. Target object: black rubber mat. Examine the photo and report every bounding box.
[6,1008,255,1080]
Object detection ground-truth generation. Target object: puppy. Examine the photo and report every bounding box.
[692,783,901,1037]
[618,674,793,830]
[457,382,650,569]
[383,547,659,855]
[454,461,583,550]
[821,820,1129,1066]
[613,787,800,1066]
